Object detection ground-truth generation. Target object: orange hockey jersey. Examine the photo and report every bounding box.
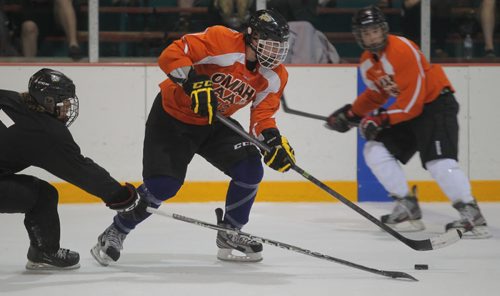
[158,25,288,137]
[352,34,454,125]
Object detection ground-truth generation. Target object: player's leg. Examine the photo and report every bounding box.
[364,124,424,231]
[418,93,490,238]
[91,94,205,265]
[91,176,183,266]
[53,0,81,60]
[199,117,264,262]
[0,174,79,270]
[216,156,263,262]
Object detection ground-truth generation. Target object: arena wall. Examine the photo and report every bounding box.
[1,64,498,202]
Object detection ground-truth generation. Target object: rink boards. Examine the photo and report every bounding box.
[0,64,498,202]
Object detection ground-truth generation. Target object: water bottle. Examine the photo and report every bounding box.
[463,34,473,60]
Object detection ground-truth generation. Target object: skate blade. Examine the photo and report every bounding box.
[459,226,492,239]
[217,248,262,262]
[25,261,80,271]
[90,244,112,266]
[385,220,425,232]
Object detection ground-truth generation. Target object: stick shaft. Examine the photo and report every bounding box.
[146,207,417,281]
[280,95,328,121]
[215,113,460,251]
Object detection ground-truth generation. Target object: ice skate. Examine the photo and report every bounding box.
[91,223,127,266]
[446,201,491,239]
[215,208,262,262]
[26,246,80,270]
[381,186,425,232]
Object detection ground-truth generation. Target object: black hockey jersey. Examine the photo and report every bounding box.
[0,89,123,202]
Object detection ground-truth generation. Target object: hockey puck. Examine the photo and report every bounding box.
[414,264,429,270]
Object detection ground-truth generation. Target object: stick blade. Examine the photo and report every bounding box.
[404,229,462,251]
[429,229,462,250]
[382,271,419,282]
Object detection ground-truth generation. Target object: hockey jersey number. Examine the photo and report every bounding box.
[0,108,15,128]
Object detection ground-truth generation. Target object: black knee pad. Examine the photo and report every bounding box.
[229,156,264,185]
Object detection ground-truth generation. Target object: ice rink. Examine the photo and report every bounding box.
[1,202,499,296]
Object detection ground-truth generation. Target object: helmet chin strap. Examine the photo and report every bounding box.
[247,42,258,61]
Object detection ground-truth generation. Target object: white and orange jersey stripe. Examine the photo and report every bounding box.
[352,34,453,125]
[158,25,288,137]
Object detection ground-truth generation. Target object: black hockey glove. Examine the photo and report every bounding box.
[325,104,361,133]
[183,73,218,124]
[106,183,142,212]
[359,109,390,141]
[261,128,296,173]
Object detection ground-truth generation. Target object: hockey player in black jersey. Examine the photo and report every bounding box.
[0,68,143,270]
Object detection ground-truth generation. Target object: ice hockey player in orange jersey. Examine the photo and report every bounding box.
[91,9,296,265]
[325,6,490,238]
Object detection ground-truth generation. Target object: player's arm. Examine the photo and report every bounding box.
[38,131,140,213]
[171,67,217,124]
[358,45,427,140]
[325,104,362,132]
[251,89,295,173]
[327,61,389,133]
[352,88,388,118]
[159,29,227,124]
[326,83,386,133]
[385,48,427,125]
[158,26,233,76]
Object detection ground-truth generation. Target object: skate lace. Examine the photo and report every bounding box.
[54,248,69,259]
[229,233,258,246]
[390,199,410,218]
[106,226,126,249]
[459,204,483,225]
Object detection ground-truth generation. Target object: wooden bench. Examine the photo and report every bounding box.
[5,3,493,58]
[44,31,354,44]
[2,4,479,16]
[44,30,497,45]
[44,31,182,43]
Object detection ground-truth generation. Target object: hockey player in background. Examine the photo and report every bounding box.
[91,9,295,265]
[325,6,490,238]
[0,68,143,270]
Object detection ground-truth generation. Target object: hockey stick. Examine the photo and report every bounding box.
[216,113,462,251]
[146,207,417,281]
[280,95,328,121]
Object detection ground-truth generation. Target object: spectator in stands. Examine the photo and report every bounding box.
[176,0,195,31]
[480,0,496,57]
[0,7,19,56]
[212,0,254,30]
[266,0,341,64]
[401,0,451,58]
[20,0,82,60]
[266,0,319,26]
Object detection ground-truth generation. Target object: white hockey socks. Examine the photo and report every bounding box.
[364,141,410,198]
[425,158,474,204]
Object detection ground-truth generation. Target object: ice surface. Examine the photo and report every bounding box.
[1,202,499,296]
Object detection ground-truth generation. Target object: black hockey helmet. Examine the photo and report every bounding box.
[352,5,389,52]
[245,9,289,69]
[28,68,79,126]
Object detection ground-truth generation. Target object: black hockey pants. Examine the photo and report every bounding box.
[0,174,61,251]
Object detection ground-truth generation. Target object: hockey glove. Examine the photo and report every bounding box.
[183,73,218,124]
[106,183,142,212]
[325,104,361,132]
[359,109,390,141]
[261,128,296,173]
